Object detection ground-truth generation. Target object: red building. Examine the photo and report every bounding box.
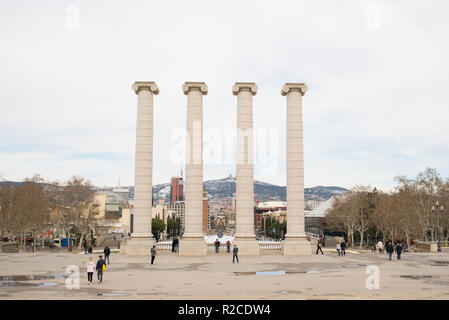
[170,177,184,202]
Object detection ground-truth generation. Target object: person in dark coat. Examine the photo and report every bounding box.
[96,255,106,283]
[386,241,394,260]
[232,244,239,263]
[316,240,324,255]
[83,239,88,254]
[174,238,179,253]
[395,242,403,260]
[214,239,221,253]
[171,238,176,252]
[103,246,111,265]
[340,241,346,256]
[150,245,157,265]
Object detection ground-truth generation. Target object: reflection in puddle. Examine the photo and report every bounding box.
[0,274,67,288]
[234,269,322,276]
[0,281,59,288]
[98,293,131,297]
[394,275,434,280]
[0,274,67,281]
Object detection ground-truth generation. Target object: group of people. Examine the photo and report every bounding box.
[316,238,347,256]
[377,240,403,260]
[213,239,239,262]
[84,246,112,284]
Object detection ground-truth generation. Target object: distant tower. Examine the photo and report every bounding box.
[170,176,184,202]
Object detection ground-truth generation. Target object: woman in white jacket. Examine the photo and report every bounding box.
[86,257,95,284]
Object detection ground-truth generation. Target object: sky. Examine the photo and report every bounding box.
[1,0,449,191]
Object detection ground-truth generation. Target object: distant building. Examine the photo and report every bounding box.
[202,188,209,232]
[170,177,184,202]
[167,201,185,232]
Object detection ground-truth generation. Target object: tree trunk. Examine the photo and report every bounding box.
[78,233,84,249]
[360,231,364,249]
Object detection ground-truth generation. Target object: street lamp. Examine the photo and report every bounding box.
[432,201,445,252]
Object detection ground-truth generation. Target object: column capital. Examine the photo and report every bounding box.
[132,81,160,95]
[232,82,258,96]
[182,82,208,95]
[281,83,308,96]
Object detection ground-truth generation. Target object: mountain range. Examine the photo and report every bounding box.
[153,175,348,202]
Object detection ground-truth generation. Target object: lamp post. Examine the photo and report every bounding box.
[432,201,445,252]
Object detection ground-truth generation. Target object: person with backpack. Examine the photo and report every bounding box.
[96,255,106,283]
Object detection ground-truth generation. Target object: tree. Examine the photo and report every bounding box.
[63,176,99,248]
[152,218,166,241]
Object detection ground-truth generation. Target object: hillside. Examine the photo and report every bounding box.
[153,176,348,202]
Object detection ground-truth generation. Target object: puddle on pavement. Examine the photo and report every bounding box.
[0,274,67,288]
[341,263,366,268]
[0,274,67,281]
[394,275,435,280]
[97,293,131,297]
[430,261,449,266]
[0,281,59,288]
[234,269,321,276]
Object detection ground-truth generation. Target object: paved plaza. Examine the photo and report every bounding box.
[1,250,449,299]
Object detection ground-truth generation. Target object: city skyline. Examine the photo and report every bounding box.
[1,1,449,192]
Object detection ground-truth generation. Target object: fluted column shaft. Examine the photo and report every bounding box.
[283,83,307,238]
[233,83,257,239]
[183,83,208,238]
[132,82,159,238]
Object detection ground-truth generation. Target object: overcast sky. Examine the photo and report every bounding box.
[1,0,448,190]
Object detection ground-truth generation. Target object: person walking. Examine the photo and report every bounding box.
[83,239,88,254]
[103,246,111,265]
[214,239,221,253]
[171,238,176,253]
[340,241,346,256]
[316,240,324,255]
[386,241,394,260]
[150,245,156,265]
[336,243,341,256]
[96,255,106,284]
[86,257,95,284]
[226,240,231,253]
[232,244,239,263]
[395,242,403,260]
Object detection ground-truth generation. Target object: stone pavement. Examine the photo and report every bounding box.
[1,250,449,299]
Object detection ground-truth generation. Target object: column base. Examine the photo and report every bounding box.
[234,236,260,256]
[120,237,155,256]
[179,236,207,256]
[283,237,312,256]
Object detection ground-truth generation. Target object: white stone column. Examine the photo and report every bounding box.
[232,82,259,255]
[179,82,208,256]
[121,81,159,256]
[282,83,311,255]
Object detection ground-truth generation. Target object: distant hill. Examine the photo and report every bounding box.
[153,176,348,202]
[2,178,348,202]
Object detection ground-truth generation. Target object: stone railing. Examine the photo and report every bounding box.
[413,240,438,252]
[207,243,231,254]
[0,242,20,253]
[156,241,178,255]
[259,241,283,255]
